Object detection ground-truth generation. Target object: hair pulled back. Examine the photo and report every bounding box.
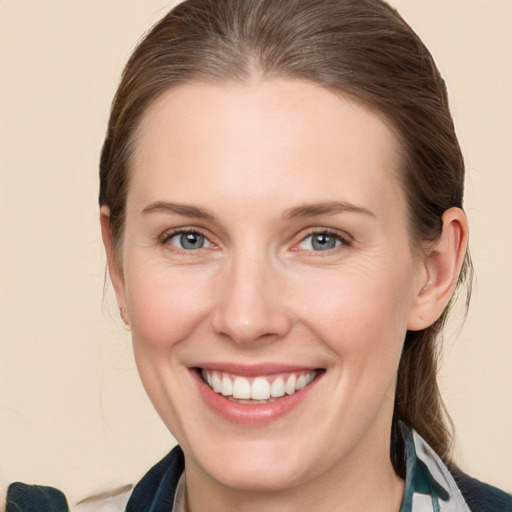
[99,0,472,469]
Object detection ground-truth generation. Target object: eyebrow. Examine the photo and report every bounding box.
[141,200,375,221]
[141,201,215,220]
[283,201,375,220]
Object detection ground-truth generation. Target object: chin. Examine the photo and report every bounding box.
[196,443,310,492]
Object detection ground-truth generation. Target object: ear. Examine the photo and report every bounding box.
[100,206,129,323]
[407,207,469,331]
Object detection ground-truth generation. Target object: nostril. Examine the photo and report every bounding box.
[211,307,293,346]
[210,268,292,345]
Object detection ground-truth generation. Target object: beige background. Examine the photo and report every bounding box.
[0,0,511,504]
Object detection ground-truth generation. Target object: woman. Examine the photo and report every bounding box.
[4,0,511,510]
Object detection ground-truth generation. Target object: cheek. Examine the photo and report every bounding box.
[292,261,415,367]
[124,263,213,350]
[307,272,415,427]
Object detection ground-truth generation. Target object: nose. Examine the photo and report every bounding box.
[211,251,292,346]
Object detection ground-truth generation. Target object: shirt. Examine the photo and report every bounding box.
[6,423,512,511]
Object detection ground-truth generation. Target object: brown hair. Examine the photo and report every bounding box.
[99,0,472,469]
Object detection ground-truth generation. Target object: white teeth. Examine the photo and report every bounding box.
[202,369,318,400]
[295,374,306,390]
[212,372,222,393]
[233,376,251,399]
[285,374,297,395]
[251,377,271,400]
[270,376,285,397]
[221,374,233,396]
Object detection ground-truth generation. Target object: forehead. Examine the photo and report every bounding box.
[129,79,406,221]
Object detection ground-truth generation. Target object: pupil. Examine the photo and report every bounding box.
[181,233,204,249]
[312,234,336,251]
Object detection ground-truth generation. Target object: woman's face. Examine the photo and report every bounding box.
[113,80,427,492]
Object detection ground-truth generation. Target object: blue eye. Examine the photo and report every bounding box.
[298,232,343,251]
[168,231,208,250]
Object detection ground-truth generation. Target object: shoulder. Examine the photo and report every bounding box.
[5,481,132,512]
[400,423,512,512]
[5,483,69,511]
[125,444,184,512]
[449,466,512,512]
[3,446,184,512]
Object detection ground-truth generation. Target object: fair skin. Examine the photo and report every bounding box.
[101,79,467,512]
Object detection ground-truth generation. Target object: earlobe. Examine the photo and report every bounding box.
[407,207,468,331]
[100,206,128,320]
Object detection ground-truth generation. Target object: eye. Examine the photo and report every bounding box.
[297,231,345,251]
[166,230,212,250]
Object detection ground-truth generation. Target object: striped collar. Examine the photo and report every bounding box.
[399,423,470,511]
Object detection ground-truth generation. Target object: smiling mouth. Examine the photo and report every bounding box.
[199,368,321,404]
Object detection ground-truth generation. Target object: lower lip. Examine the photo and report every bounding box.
[191,369,323,425]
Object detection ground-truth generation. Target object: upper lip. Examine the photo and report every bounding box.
[192,362,322,377]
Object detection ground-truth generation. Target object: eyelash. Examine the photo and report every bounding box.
[160,227,352,255]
